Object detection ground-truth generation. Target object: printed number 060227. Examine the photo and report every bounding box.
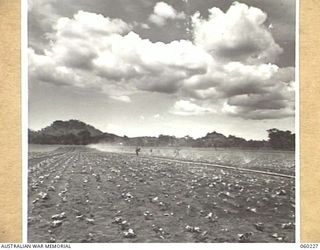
[300,244,319,248]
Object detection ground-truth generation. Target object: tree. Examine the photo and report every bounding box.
[267,128,295,150]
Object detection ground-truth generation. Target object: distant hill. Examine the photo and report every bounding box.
[29,120,120,145]
[40,120,104,137]
[28,119,294,150]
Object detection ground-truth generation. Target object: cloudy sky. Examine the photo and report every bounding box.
[28,0,296,140]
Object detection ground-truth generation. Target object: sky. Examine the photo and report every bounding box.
[28,0,296,140]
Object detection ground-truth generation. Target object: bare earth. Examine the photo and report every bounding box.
[28,146,295,243]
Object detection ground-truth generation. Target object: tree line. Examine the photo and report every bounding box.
[29,127,295,150]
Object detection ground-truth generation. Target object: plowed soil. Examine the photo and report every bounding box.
[28,146,295,243]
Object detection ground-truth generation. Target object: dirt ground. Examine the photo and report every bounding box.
[28,146,295,243]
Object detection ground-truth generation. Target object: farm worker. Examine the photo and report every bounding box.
[174,148,181,158]
[135,147,141,156]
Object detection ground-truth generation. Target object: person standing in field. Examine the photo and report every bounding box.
[174,148,181,158]
[135,147,141,156]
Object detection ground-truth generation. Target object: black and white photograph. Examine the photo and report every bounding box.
[27,0,296,243]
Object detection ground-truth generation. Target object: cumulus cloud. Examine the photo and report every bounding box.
[29,11,210,92]
[182,63,295,119]
[29,2,295,120]
[29,48,80,87]
[149,2,186,26]
[169,100,214,116]
[220,68,295,120]
[192,2,283,63]
[54,11,131,38]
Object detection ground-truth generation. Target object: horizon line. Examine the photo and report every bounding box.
[28,119,295,141]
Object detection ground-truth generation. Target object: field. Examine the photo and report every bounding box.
[28,145,295,243]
